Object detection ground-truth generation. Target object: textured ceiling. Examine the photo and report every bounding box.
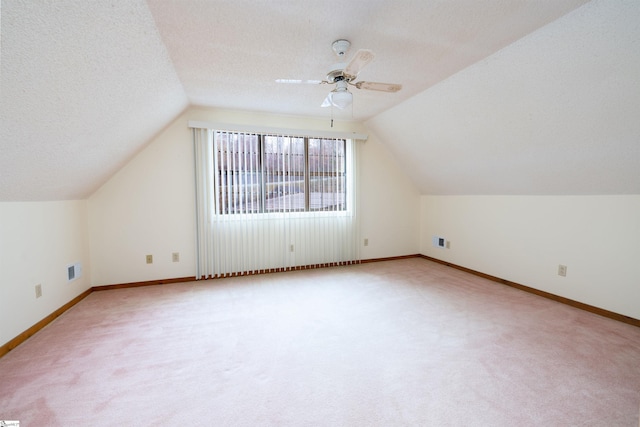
[0,1,188,201]
[368,0,640,194]
[0,0,599,201]
[146,0,588,121]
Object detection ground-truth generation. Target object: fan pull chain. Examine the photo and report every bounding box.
[330,104,334,127]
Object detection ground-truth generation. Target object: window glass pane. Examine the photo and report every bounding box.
[214,132,347,215]
[215,132,261,214]
[264,136,305,212]
[308,138,346,211]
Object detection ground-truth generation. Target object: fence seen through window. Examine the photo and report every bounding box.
[215,132,347,214]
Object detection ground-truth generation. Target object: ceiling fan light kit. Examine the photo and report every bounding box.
[329,81,353,109]
[276,39,402,112]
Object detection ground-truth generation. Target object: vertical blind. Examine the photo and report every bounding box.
[194,127,361,279]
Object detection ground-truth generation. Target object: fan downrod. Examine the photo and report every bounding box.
[326,39,353,84]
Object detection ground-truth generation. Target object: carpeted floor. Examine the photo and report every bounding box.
[1,258,639,426]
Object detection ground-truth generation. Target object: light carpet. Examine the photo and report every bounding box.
[1,258,639,426]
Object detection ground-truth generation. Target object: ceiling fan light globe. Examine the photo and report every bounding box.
[330,90,352,109]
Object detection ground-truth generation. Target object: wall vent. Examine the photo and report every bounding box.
[67,262,82,282]
[432,236,446,249]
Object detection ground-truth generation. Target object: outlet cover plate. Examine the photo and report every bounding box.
[558,264,567,277]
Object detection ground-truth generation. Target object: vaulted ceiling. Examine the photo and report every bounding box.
[2,0,638,201]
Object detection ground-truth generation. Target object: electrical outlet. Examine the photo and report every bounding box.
[364,238,369,246]
[146,254,153,264]
[558,264,567,277]
[35,284,42,298]
[172,252,180,262]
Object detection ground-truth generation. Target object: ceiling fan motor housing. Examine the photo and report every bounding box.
[326,63,349,83]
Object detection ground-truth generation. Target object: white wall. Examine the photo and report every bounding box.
[88,106,420,286]
[421,195,640,319]
[0,200,91,346]
[87,109,196,286]
[359,129,420,259]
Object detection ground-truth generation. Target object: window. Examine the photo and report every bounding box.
[193,126,360,277]
[214,131,347,215]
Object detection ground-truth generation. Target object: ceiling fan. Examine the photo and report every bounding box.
[276,39,402,110]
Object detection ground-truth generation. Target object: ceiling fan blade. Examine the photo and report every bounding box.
[275,79,324,85]
[354,81,402,93]
[344,49,375,78]
[321,94,332,108]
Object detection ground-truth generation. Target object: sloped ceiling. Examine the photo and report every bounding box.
[0,1,188,201]
[3,0,624,201]
[366,0,640,194]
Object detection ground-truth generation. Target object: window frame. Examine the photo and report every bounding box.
[213,131,348,216]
